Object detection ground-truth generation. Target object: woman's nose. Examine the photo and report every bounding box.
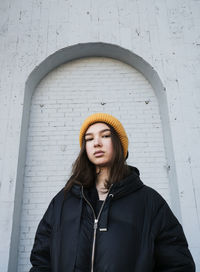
[94,137,102,146]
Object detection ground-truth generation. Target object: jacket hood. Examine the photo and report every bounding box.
[70,166,144,232]
[109,166,144,199]
[70,165,144,200]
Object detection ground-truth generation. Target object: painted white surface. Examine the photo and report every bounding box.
[0,0,199,271]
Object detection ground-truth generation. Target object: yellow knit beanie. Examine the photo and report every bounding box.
[79,113,128,158]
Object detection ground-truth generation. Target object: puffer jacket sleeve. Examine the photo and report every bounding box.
[152,201,195,271]
[29,198,54,272]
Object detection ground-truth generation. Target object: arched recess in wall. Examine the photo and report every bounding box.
[9,43,180,272]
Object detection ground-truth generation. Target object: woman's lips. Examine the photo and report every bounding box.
[94,151,104,157]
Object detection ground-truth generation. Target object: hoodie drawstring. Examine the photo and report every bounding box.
[98,193,114,232]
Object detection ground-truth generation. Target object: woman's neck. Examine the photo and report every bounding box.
[95,167,110,200]
[96,167,109,185]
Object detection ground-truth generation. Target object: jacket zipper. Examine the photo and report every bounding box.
[81,184,113,272]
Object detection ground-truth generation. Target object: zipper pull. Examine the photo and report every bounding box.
[94,219,98,230]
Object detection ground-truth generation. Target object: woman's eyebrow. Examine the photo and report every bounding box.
[85,129,111,136]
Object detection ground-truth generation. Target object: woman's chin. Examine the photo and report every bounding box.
[94,160,111,168]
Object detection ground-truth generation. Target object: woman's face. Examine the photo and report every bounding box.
[85,122,114,168]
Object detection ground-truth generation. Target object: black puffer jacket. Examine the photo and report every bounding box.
[30,166,195,272]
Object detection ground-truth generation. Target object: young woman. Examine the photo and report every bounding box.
[30,113,195,272]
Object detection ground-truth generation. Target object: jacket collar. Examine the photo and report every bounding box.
[109,166,143,199]
[70,165,144,199]
[70,165,144,232]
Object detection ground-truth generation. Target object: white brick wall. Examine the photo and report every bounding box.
[17,57,169,271]
[0,0,200,271]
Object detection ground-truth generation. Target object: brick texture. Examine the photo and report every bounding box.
[1,0,199,270]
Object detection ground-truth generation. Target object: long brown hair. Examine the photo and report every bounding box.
[64,123,130,192]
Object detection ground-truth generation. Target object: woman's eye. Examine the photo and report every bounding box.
[102,134,111,138]
[85,138,93,141]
